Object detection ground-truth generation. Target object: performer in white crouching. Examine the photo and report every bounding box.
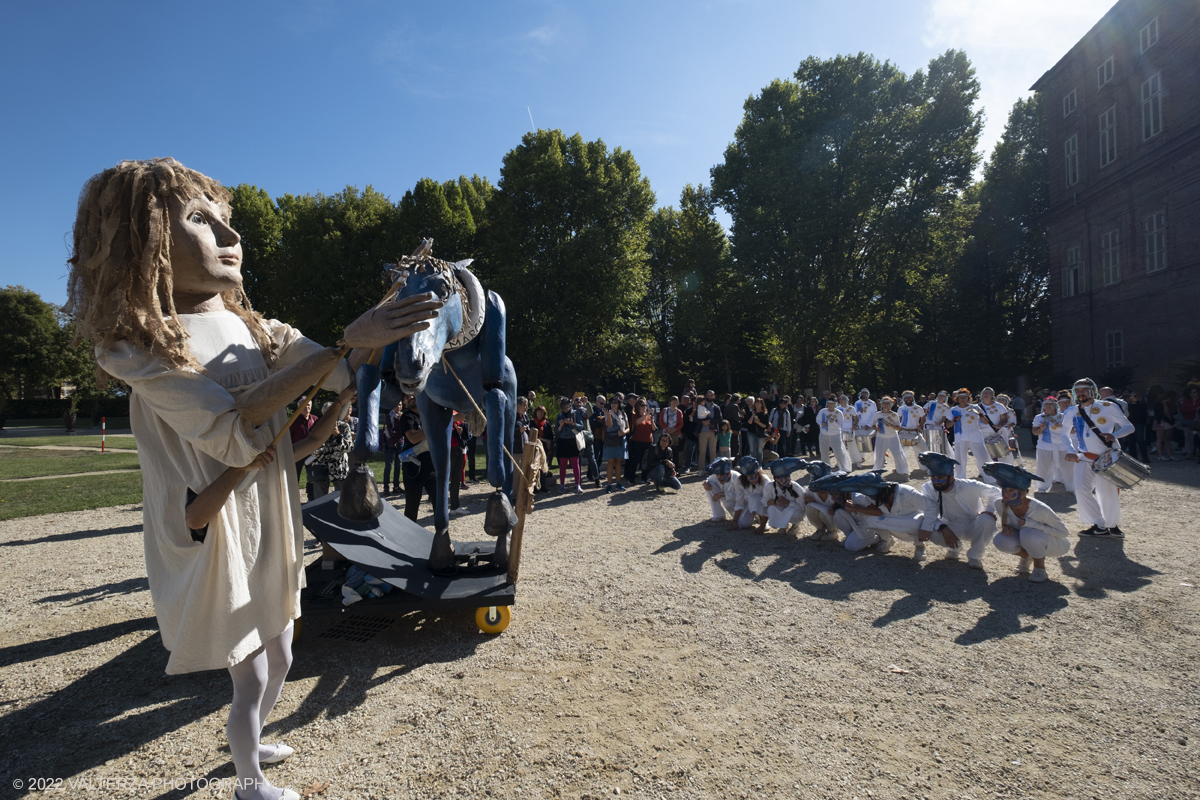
[837,472,928,559]
[726,455,773,534]
[1061,377,1135,538]
[915,452,1001,569]
[702,457,737,522]
[871,397,910,478]
[1031,397,1067,494]
[803,461,848,542]
[762,457,808,534]
[984,462,1070,583]
[816,397,852,472]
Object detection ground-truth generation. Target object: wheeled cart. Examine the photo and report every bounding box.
[299,492,515,634]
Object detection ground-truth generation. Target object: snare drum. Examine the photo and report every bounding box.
[927,428,951,456]
[1092,449,1151,490]
[854,429,875,455]
[899,431,921,447]
[983,433,1010,460]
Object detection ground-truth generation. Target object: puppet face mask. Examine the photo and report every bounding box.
[167,194,243,298]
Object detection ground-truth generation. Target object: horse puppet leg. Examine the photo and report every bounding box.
[485,387,515,497]
[417,392,456,573]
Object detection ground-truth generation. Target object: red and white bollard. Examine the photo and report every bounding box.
[101,416,106,453]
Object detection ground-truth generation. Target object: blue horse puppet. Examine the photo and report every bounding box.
[375,244,518,573]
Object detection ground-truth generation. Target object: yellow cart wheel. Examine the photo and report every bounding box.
[476,605,511,634]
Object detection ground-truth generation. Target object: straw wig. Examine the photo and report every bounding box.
[66,158,276,384]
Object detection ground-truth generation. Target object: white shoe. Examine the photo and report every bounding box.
[260,743,295,764]
[711,516,727,523]
[1017,556,1033,574]
[1029,567,1048,583]
[820,530,841,542]
[449,507,468,518]
[968,557,984,569]
[945,547,961,561]
[808,527,827,540]
[876,538,892,554]
[913,545,926,563]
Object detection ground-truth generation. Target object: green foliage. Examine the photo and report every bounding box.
[483,130,657,393]
[940,95,1050,389]
[711,51,983,391]
[645,186,767,394]
[0,286,63,400]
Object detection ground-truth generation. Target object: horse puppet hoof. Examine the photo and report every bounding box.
[337,462,385,521]
[483,490,517,537]
[429,529,457,574]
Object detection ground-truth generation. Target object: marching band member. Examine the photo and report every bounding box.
[916,452,1001,569]
[762,457,808,534]
[984,462,1070,583]
[837,394,863,467]
[923,391,950,450]
[947,389,990,481]
[976,387,1015,472]
[1031,397,1066,493]
[816,397,852,472]
[897,390,926,467]
[803,462,847,541]
[1052,393,1076,492]
[703,457,736,522]
[855,389,878,431]
[727,455,773,534]
[996,393,1019,461]
[835,472,926,557]
[872,397,910,478]
[1062,377,1134,538]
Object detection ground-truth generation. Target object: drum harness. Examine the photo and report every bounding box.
[1076,401,1116,459]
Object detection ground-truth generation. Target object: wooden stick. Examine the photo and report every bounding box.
[267,347,350,449]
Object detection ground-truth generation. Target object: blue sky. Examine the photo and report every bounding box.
[0,0,1113,308]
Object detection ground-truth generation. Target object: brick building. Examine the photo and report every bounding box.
[1032,0,1200,390]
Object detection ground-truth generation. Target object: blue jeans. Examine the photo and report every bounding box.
[682,437,698,471]
[649,464,682,490]
[382,446,402,488]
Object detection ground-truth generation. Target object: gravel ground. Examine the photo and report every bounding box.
[1,461,1198,800]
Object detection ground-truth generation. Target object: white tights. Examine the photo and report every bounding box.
[228,622,294,800]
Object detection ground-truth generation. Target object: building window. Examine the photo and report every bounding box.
[1063,89,1077,117]
[1064,135,1079,187]
[1140,18,1158,53]
[1062,245,1085,297]
[1097,56,1114,88]
[1142,73,1163,140]
[1099,106,1117,167]
[1145,210,1167,272]
[1106,331,1124,368]
[1101,228,1120,285]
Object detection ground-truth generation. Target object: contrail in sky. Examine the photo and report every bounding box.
[527,107,535,131]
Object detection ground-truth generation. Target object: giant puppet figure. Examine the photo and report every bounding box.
[66,158,441,800]
[374,247,519,573]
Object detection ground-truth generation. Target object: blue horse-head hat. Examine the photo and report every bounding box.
[809,470,849,493]
[827,471,893,497]
[768,457,807,479]
[982,462,1044,490]
[917,451,959,477]
[704,457,734,476]
[805,460,833,480]
[737,455,761,476]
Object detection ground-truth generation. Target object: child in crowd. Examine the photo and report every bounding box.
[717,420,733,458]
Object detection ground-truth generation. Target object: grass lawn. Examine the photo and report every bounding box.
[0,449,140,480]
[0,472,144,521]
[0,435,139,450]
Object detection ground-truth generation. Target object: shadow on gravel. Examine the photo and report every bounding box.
[655,520,1104,646]
[0,618,232,796]
[1059,537,1160,599]
[0,522,143,548]
[37,576,149,605]
[271,607,489,739]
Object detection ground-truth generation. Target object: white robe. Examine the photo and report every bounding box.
[763,477,806,529]
[97,310,352,674]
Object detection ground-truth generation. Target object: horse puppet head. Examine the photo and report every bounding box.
[387,255,475,396]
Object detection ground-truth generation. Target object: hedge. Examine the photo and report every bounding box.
[1,395,131,419]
